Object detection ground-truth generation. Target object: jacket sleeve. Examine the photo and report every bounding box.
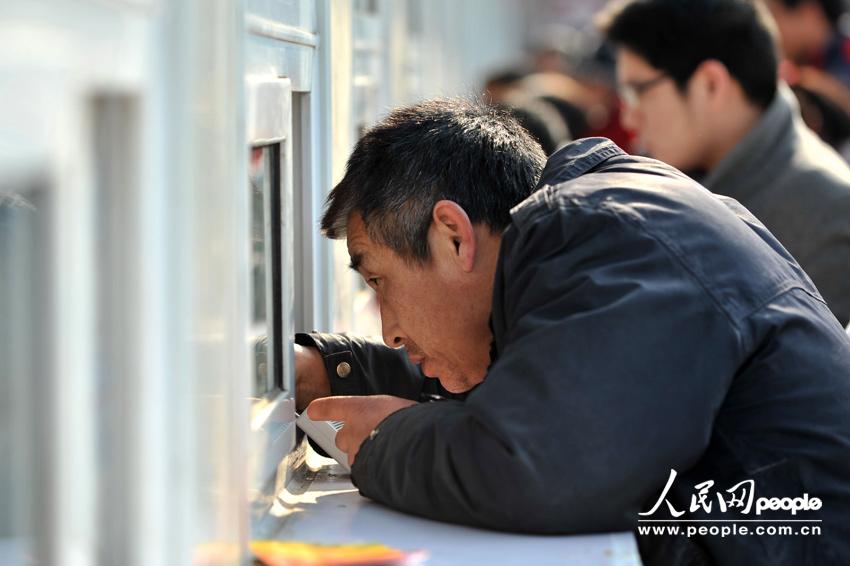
[294,332,455,400]
[350,204,743,534]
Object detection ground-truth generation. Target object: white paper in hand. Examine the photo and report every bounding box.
[295,411,350,471]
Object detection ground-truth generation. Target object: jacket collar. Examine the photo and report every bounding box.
[700,83,798,200]
[537,137,627,188]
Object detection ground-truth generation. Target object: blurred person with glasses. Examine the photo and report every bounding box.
[600,0,850,326]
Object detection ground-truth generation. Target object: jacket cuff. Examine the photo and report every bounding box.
[295,332,367,397]
[349,403,410,489]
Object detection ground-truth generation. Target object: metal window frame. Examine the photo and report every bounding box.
[245,77,297,508]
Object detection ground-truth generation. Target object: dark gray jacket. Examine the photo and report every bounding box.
[702,85,850,325]
[298,138,850,565]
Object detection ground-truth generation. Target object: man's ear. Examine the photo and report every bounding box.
[690,59,733,105]
[430,200,477,273]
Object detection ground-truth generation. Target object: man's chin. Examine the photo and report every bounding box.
[424,360,486,393]
[437,378,473,394]
[436,373,485,394]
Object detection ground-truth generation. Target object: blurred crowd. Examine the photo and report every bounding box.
[483,0,850,326]
[486,0,850,160]
[483,35,633,156]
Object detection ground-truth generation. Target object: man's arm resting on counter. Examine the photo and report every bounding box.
[294,332,460,410]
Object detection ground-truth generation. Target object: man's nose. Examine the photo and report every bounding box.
[379,299,406,348]
[620,100,641,133]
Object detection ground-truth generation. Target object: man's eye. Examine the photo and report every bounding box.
[368,277,381,288]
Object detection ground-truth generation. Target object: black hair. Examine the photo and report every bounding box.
[599,0,779,108]
[321,98,546,263]
[774,0,847,25]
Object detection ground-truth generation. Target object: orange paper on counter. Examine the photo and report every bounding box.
[251,540,427,566]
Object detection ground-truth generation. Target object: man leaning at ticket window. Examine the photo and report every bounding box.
[293,97,850,565]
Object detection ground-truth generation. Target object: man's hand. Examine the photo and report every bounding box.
[306,395,417,466]
[295,343,331,412]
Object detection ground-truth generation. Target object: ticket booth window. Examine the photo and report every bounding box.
[249,143,282,396]
[245,78,297,535]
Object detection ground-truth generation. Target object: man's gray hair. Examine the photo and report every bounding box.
[321,98,547,263]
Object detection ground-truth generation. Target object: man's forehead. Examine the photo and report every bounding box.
[348,248,368,272]
[617,48,656,76]
[345,212,388,269]
[346,233,380,274]
[345,218,371,270]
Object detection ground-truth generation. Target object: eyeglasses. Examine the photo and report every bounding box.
[618,73,669,107]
